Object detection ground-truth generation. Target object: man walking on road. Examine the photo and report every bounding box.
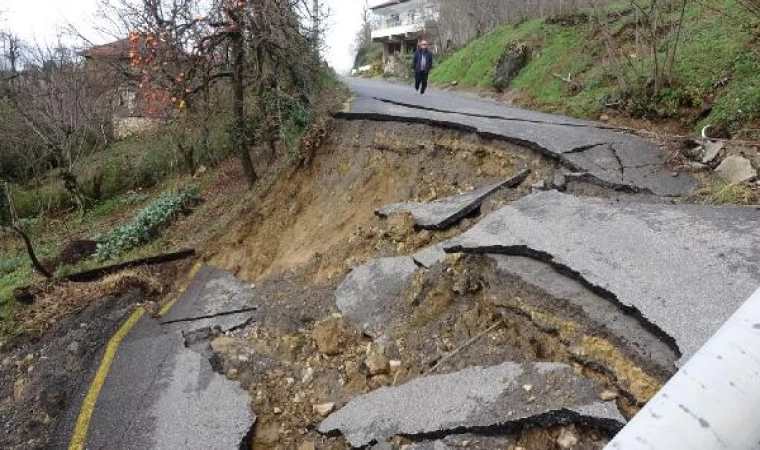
[413,40,433,95]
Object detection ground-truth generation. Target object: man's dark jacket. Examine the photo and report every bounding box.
[412,49,433,73]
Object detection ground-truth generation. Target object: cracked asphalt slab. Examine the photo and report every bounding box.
[335,256,419,341]
[53,265,257,450]
[444,191,760,365]
[376,170,530,230]
[84,319,254,450]
[160,265,257,332]
[318,361,625,447]
[342,78,694,196]
[489,254,679,376]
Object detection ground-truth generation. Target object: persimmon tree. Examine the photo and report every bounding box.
[100,0,323,187]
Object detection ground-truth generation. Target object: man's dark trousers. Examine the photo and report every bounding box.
[415,71,429,94]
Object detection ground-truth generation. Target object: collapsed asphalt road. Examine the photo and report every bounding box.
[342,78,694,197]
[49,266,257,450]
[37,81,760,449]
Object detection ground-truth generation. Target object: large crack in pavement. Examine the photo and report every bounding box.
[318,361,625,447]
[82,313,256,450]
[369,96,624,131]
[445,191,760,365]
[338,90,696,196]
[394,409,624,447]
[183,327,257,450]
[443,243,682,361]
[334,112,663,194]
[159,307,258,326]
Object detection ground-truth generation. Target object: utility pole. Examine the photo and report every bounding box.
[312,0,320,54]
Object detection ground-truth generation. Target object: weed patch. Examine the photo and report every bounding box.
[690,181,759,205]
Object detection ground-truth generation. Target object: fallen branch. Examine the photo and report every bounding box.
[423,318,506,376]
[552,72,578,87]
[63,249,196,282]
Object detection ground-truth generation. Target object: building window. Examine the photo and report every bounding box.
[425,5,436,20]
[408,10,416,23]
[388,13,400,27]
[118,87,137,113]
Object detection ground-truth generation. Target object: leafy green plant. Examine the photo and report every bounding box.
[96,185,200,261]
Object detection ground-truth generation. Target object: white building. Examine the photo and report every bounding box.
[370,0,438,71]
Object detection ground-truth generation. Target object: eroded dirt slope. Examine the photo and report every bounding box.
[201,119,671,449]
[210,120,556,282]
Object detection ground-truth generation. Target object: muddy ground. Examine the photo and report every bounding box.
[209,119,613,283]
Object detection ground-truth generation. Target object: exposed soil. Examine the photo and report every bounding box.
[200,120,672,449]
[2,117,679,450]
[211,119,569,283]
[206,254,667,449]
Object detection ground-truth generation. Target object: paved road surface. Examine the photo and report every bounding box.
[50,266,256,450]
[342,78,694,196]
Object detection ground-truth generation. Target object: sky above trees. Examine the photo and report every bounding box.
[0,0,362,72]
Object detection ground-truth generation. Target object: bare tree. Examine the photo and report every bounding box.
[592,0,688,99]
[0,182,53,278]
[0,31,22,75]
[2,41,111,212]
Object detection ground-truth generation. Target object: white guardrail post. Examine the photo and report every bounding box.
[606,287,760,450]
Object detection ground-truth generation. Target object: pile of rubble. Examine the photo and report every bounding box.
[681,139,760,186]
[212,179,759,448]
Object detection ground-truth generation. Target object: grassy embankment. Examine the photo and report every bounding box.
[430,0,760,134]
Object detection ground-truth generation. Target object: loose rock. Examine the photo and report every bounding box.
[552,173,567,191]
[715,155,756,183]
[701,141,724,164]
[557,427,580,449]
[298,442,316,450]
[313,402,336,417]
[365,343,391,376]
[312,316,351,356]
[493,43,530,92]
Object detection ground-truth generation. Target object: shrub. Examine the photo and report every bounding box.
[96,185,200,261]
[11,182,74,218]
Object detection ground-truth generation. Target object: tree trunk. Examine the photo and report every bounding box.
[12,225,53,279]
[312,0,320,52]
[60,170,87,213]
[232,30,258,187]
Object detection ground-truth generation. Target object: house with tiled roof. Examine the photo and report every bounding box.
[83,39,168,137]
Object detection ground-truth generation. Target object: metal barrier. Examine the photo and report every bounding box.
[606,287,760,449]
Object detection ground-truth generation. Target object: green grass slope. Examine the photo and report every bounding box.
[430,0,760,133]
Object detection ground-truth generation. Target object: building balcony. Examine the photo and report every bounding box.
[371,22,423,42]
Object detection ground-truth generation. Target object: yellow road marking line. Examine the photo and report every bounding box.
[69,261,203,449]
[342,95,356,113]
[158,261,203,317]
[69,307,145,450]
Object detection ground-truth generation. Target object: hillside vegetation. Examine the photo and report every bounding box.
[430,0,760,134]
